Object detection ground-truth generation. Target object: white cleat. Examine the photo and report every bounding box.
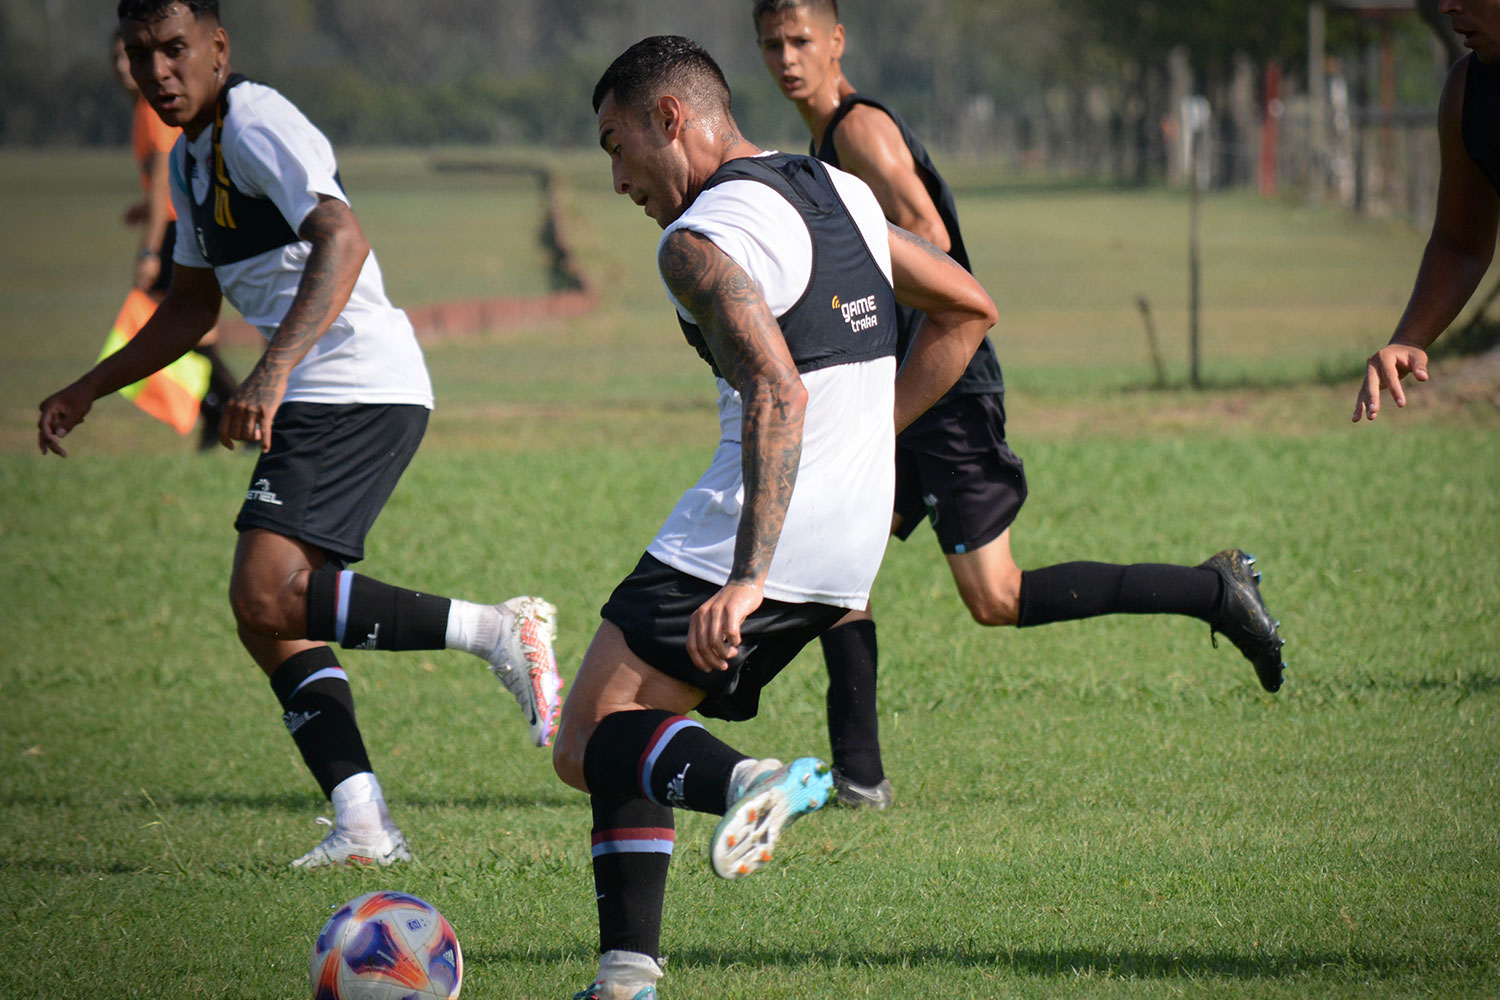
[488,597,565,747]
[291,817,412,869]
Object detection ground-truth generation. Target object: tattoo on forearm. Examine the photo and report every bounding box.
[888,221,953,266]
[659,229,805,584]
[259,200,362,384]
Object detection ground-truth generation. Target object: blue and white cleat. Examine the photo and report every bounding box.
[710,757,835,880]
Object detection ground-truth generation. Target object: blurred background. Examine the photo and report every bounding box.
[0,0,1466,227]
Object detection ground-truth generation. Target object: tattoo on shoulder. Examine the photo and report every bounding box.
[659,230,787,389]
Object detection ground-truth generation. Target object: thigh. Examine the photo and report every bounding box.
[554,620,707,791]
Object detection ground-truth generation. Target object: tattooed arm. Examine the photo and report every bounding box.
[659,227,808,672]
[887,222,997,433]
[38,264,221,457]
[219,195,371,451]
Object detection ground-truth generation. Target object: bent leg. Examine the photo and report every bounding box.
[947,528,1025,626]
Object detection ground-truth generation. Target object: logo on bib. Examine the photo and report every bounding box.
[832,293,881,334]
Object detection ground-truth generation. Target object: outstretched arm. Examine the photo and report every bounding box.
[220,195,371,450]
[1355,57,1499,422]
[658,227,808,672]
[37,263,222,457]
[886,223,998,432]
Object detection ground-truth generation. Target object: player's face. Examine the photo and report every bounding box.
[120,4,228,137]
[598,92,692,229]
[1443,0,1500,63]
[756,6,844,102]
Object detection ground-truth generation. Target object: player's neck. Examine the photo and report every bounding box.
[182,71,232,142]
[797,73,855,149]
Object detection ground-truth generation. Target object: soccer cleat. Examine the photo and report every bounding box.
[711,757,835,880]
[830,768,894,810]
[1200,549,1286,692]
[487,596,565,747]
[571,983,657,1000]
[291,816,411,869]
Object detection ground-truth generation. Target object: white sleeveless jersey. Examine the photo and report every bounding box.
[168,81,432,408]
[647,157,895,609]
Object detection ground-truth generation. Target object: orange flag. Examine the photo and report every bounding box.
[97,289,211,435]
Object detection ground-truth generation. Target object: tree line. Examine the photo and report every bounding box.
[1,0,1455,165]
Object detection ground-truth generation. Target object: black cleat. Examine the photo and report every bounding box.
[1200,549,1286,692]
[830,768,895,810]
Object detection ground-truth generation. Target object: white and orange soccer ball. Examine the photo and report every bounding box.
[310,891,462,1000]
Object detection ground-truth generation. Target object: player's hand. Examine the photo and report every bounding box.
[688,581,765,673]
[220,361,286,453]
[37,381,97,457]
[1353,343,1429,422]
[133,252,161,292]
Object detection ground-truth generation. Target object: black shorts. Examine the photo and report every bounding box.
[234,402,428,566]
[601,553,847,722]
[893,393,1027,555]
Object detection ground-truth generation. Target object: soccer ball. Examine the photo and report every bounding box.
[310,891,463,1000]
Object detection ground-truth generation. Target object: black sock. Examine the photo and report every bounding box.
[1017,562,1223,628]
[589,793,673,958]
[821,620,883,786]
[584,709,748,815]
[269,646,371,798]
[305,564,451,651]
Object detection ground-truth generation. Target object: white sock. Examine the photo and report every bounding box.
[445,600,503,658]
[331,772,391,832]
[597,950,663,991]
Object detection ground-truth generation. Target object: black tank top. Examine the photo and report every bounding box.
[1463,55,1500,196]
[815,93,1005,420]
[183,74,306,267]
[675,153,896,379]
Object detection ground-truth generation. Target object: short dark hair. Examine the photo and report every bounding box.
[752,0,839,28]
[117,0,219,24]
[592,35,732,119]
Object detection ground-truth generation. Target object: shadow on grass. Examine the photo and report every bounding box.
[465,942,1490,981]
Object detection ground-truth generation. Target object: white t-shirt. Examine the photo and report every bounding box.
[169,81,432,408]
[647,156,896,609]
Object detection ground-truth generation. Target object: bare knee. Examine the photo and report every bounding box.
[965,591,1020,627]
[552,720,592,793]
[228,562,311,637]
[957,569,1023,627]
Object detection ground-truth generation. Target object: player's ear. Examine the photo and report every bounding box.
[657,94,686,141]
[211,25,229,76]
[830,22,845,59]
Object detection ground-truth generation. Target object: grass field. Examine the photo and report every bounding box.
[1,148,1497,999]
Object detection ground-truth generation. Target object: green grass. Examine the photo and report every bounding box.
[1,150,1498,998]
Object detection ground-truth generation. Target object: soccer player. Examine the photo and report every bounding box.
[754,0,1287,808]
[1353,0,1499,421]
[38,0,564,868]
[555,36,996,1000]
[112,28,238,450]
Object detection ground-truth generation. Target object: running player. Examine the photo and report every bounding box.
[1353,0,1499,421]
[556,35,995,1000]
[754,0,1287,808]
[39,0,563,868]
